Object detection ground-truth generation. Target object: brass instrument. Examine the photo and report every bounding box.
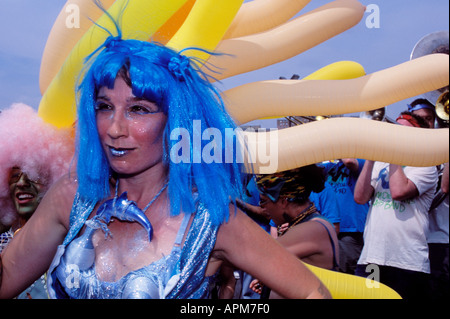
[411,31,449,126]
[435,91,449,122]
[359,107,386,122]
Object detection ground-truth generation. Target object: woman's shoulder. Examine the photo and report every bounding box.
[282,215,334,242]
[47,173,78,200]
[39,173,79,228]
[214,205,268,252]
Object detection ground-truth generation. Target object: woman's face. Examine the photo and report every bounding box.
[96,75,167,177]
[259,194,284,226]
[8,167,45,217]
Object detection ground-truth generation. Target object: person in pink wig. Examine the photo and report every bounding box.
[0,103,74,298]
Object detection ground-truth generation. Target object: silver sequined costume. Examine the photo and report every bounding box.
[47,193,219,299]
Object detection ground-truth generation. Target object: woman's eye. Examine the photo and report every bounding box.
[130,105,149,113]
[95,102,112,112]
[130,104,159,114]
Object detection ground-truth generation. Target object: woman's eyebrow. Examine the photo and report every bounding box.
[96,95,110,101]
[127,96,149,103]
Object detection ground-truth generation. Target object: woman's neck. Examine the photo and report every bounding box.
[114,165,168,206]
[278,201,316,237]
[283,201,312,223]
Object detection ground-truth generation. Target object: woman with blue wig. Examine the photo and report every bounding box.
[0,27,329,299]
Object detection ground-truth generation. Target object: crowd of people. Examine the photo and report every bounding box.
[225,103,449,300]
[0,19,448,299]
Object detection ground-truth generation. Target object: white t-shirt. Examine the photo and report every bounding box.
[427,194,449,243]
[358,162,438,274]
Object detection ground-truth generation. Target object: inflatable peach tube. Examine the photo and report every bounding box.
[204,0,365,80]
[225,54,449,124]
[240,117,449,174]
[38,0,190,128]
[223,0,311,40]
[39,0,116,94]
[260,60,366,120]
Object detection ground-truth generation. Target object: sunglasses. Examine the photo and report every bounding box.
[8,169,43,185]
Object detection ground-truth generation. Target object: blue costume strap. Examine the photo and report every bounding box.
[63,193,97,245]
[174,212,192,247]
[166,203,219,299]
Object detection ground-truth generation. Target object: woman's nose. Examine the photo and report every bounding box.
[107,111,128,139]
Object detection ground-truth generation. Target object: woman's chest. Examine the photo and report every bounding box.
[90,218,180,282]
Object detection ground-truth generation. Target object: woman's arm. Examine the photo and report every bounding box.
[214,208,331,299]
[235,199,271,224]
[0,175,76,298]
[341,158,359,172]
[441,163,449,194]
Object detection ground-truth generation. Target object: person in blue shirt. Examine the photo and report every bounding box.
[319,159,369,274]
[310,181,341,234]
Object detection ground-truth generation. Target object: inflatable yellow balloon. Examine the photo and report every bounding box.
[167,0,243,60]
[303,60,366,80]
[38,0,244,128]
[304,263,401,299]
[152,0,196,45]
[39,0,116,95]
[38,0,191,128]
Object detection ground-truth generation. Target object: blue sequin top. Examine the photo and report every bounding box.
[47,193,219,299]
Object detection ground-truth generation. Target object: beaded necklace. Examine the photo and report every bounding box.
[277,203,317,237]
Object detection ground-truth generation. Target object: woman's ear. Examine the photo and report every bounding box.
[279,197,289,209]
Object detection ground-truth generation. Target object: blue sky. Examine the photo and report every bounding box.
[0,1,448,127]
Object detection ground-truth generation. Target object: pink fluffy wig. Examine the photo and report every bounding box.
[0,103,75,228]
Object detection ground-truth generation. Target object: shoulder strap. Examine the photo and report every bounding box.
[174,213,192,247]
[63,193,97,245]
[313,219,340,271]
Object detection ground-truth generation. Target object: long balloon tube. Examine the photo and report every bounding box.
[257,60,366,120]
[240,117,449,174]
[204,0,365,81]
[223,0,311,40]
[224,54,449,124]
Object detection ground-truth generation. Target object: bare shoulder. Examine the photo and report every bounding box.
[214,205,274,258]
[282,217,334,242]
[37,173,78,230]
[215,206,257,243]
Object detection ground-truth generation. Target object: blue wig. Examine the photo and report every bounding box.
[76,35,245,225]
